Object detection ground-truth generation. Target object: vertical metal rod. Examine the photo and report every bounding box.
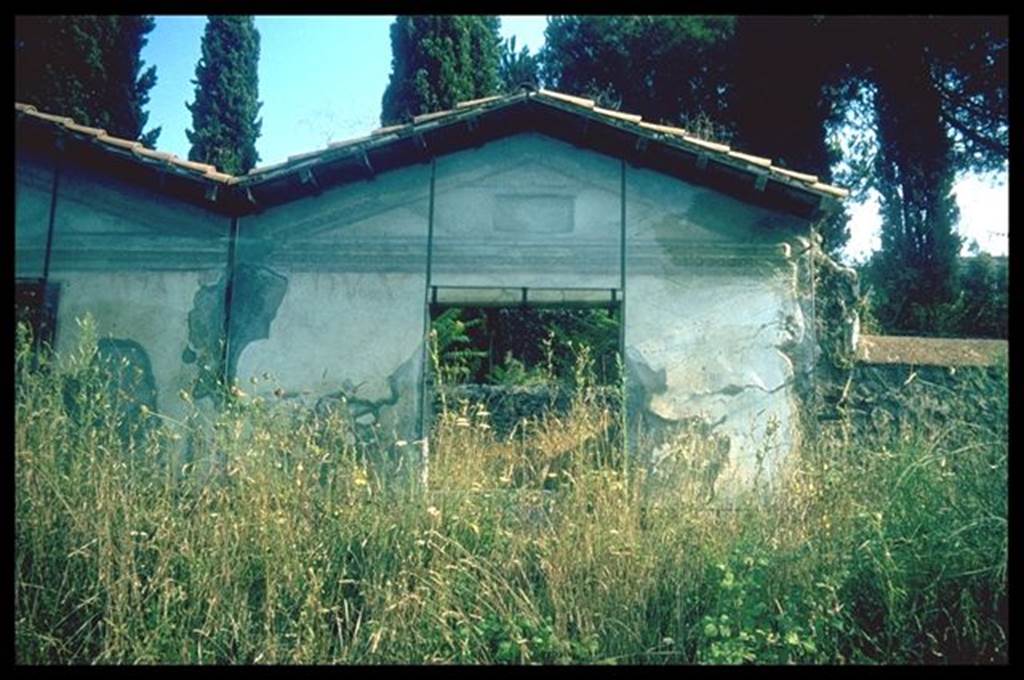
[620,159,629,492]
[42,162,61,283]
[808,223,820,443]
[418,158,438,488]
[221,216,240,387]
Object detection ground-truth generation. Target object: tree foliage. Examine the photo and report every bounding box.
[186,16,263,175]
[381,16,502,125]
[540,16,735,134]
[538,15,1007,335]
[433,307,620,386]
[15,15,161,146]
[499,36,539,92]
[835,16,1006,335]
[861,252,1007,339]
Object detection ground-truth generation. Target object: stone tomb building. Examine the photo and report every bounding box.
[14,89,849,493]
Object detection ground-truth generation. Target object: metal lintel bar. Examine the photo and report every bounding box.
[430,285,622,308]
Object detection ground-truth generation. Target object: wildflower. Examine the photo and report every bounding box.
[426,505,441,519]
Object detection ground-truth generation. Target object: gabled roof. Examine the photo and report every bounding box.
[15,88,848,218]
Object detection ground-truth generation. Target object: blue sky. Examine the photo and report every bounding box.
[140,15,1007,262]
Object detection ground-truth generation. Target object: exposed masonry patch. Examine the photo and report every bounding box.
[625,349,731,501]
[75,338,159,444]
[315,346,423,449]
[183,264,288,400]
[96,338,158,412]
[226,265,288,380]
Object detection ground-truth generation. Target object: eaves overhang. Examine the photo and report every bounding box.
[15,89,849,220]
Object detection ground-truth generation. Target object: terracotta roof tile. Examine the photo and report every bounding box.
[809,182,849,198]
[593,106,642,123]
[637,121,688,137]
[97,134,142,151]
[63,122,106,137]
[31,111,74,125]
[203,169,235,183]
[456,94,504,109]
[537,89,595,108]
[412,109,456,124]
[371,123,407,136]
[727,150,773,167]
[133,147,177,162]
[771,167,818,184]
[16,92,850,203]
[173,158,216,174]
[683,136,731,153]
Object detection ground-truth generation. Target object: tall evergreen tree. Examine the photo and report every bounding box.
[849,18,959,333]
[186,16,263,175]
[467,16,502,97]
[15,15,161,146]
[726,16,859,253]
[824,16,1005,335]
[540,16,735,132]
[380,16,502,126]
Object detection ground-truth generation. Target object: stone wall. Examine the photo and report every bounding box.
[829,361,1007,439]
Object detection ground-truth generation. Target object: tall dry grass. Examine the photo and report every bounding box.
[15,320,1007,664]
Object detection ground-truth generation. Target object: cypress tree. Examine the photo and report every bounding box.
[380,16,502,126]
[15,15,161,145]
[186,16,262,175]
[467,16,502,97]
[540,16,735,127]
[866,23,962,334]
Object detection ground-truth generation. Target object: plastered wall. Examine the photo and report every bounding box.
[17,132,819,490]
[234,164,431,443]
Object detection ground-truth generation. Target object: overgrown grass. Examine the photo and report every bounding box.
[15,322,1007,664]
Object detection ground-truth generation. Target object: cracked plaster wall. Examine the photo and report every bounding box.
[432,134,621,289]
[18,135,820,492]
[625,164,814,496]
[40,165,230,432]
[234,163,431,445]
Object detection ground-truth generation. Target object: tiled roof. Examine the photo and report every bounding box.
[15,102,241,185]
[15,88,850,200]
